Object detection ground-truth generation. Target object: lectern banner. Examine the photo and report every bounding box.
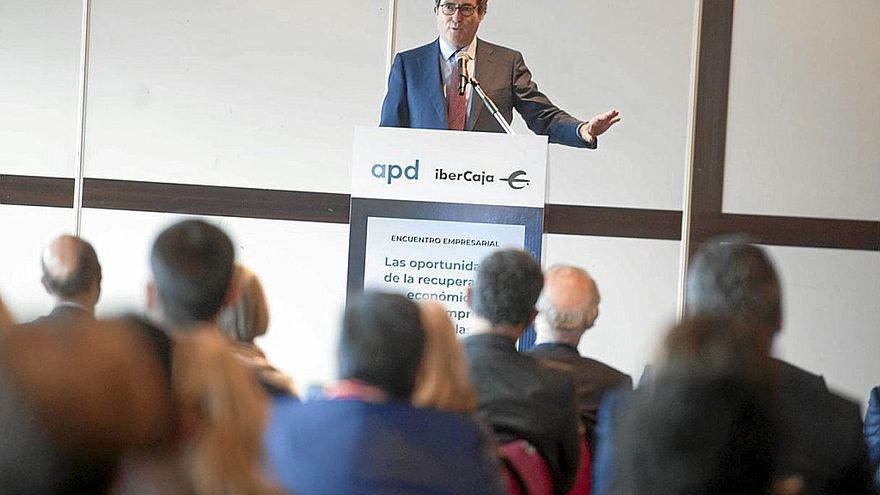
[348,127,548,338]
[351,127,548,208]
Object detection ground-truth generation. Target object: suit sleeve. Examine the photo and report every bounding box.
[380,53,410,128]
[510,51,595,149]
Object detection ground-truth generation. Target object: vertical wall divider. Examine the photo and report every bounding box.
[384,0,398,91]
[676,0,705,321]
[73,0,93,236]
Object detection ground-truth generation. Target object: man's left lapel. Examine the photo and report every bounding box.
[468,38,496,130]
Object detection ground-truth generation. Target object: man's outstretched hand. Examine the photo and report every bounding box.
[580,109,622,144]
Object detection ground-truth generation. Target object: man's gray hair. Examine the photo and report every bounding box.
[537,300,594,333]
[535,265,597,342]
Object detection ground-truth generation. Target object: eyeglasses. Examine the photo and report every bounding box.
[439,3,478,17]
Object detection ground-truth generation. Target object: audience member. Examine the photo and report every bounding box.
[173,330,282,495]
[866,386,880,488]
[142,219,288,493]
[147,218,236,333]
[528,265,632,444]
[685,238,872,494]
[217,263,297,397]
[34,234,102,323]
[412,300,478,413]
[265,291,505,495]
[594,238,873,495]
[0,319,173,494]
[616,319,776,495]
[463,249,580,495]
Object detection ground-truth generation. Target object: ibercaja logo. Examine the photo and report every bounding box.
[433,168,530,190]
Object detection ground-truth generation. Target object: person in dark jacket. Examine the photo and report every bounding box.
[462,249,581,495]
[593,238,874,495]
[528,265,632,445]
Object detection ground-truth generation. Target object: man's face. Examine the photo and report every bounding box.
[435,1,484,49]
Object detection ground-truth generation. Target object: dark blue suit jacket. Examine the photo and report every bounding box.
[265,397,505,495]
[380,39,595,149]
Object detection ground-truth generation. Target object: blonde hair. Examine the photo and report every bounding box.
[217,264,270,343]
[173,330,281,495]
[412,301,478,413]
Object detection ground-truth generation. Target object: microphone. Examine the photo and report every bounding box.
[456,52,472,96]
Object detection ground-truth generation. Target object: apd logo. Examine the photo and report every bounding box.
[371,159,419,184]
[502,170,530,190]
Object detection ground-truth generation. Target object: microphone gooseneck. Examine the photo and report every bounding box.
[457,55,468,96]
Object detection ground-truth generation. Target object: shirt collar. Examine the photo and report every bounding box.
[55,301,93,315]
[533,342,580,354]
[324,379,389,403]
[439,36,477,63]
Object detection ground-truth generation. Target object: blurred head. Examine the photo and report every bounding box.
[122,313,174,387]
[686,238,782,355]
[217,264,270,343]
[535,265,600,346]
[173,330,279,494]
[412,301,478,413]
[148,219,235,328]
[0,319,174,492]
[660,316,770,380]
[338,292,425,400]
[434,0,487,49]
[40,234,102,308]
[470,249,543,334]
[617,365,776,495]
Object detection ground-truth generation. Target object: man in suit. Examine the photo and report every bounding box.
[35,234,102,323]
[594,239,873,495]
[463,249,581,495]
[685,240,873,493]
[528,265,632,445]
[380,1,620,148]
[265,292,505,495]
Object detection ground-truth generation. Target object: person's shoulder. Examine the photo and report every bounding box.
[476,38,518,56]
[397,39,439,60]
[414,406,482,432]
[526,352,575,387]
[580,357,632,383]
[773,358,826,391]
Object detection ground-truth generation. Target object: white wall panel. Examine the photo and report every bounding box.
[542,235,681,381]
[724,1,880,221]
[80,209,349,390]
[0,205,74,321]
[0,0,81,177]
[766,245,880,405]
[395,1,693,210]
[83,0,389,193]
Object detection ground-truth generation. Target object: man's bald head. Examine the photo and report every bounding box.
[535,265,600,346]
[40,235,102,307]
